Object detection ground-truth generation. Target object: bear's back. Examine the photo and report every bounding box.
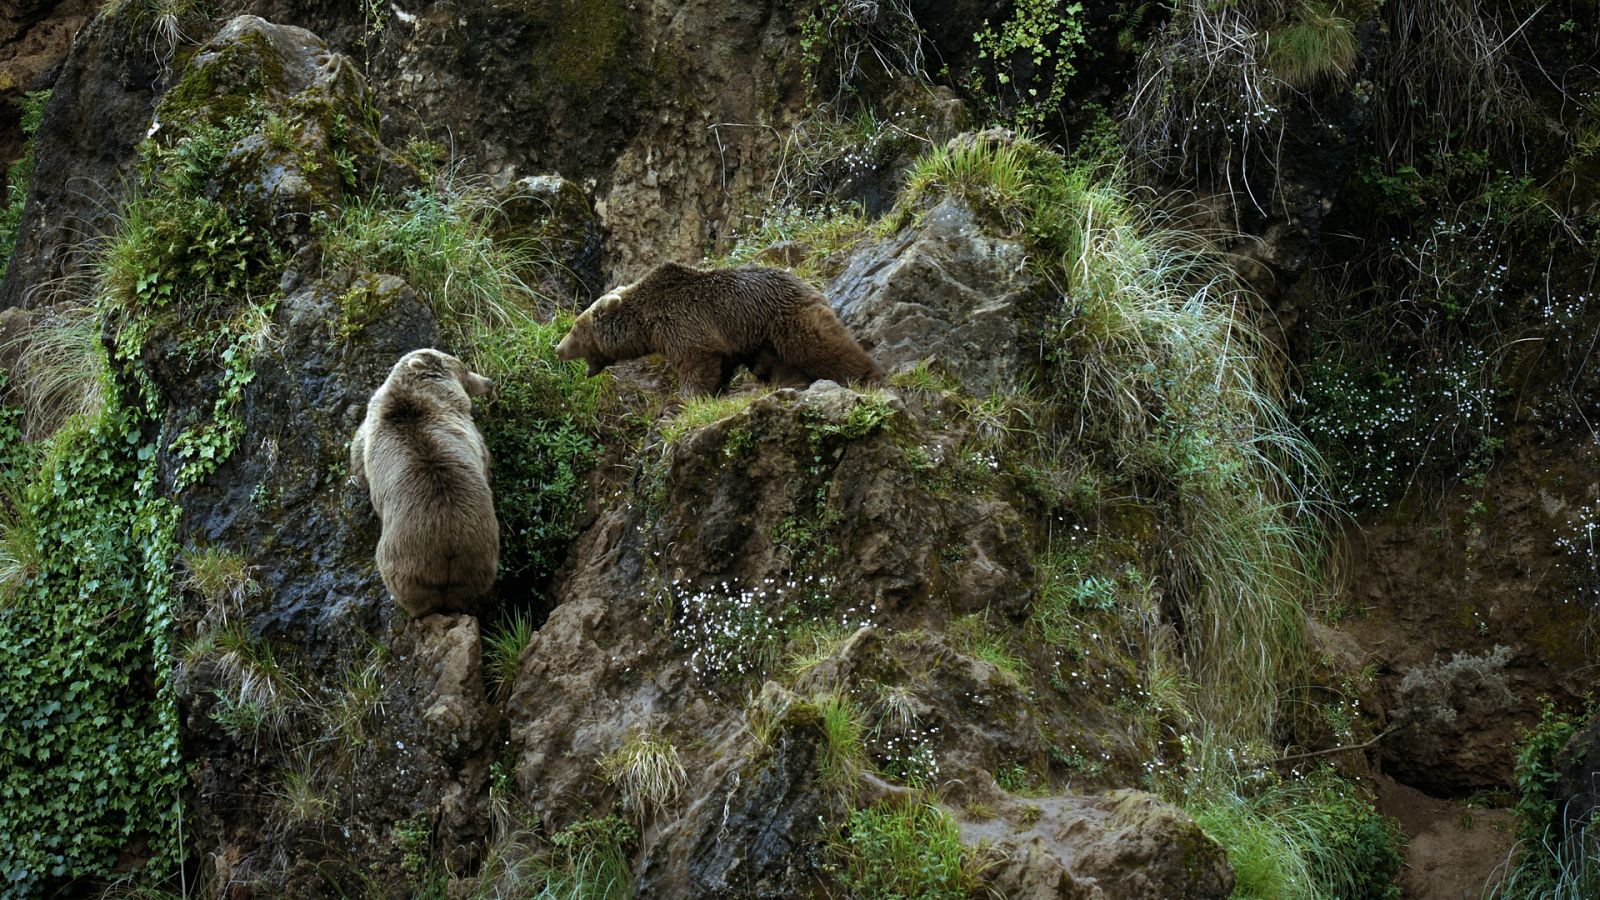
[633,263,821,348]
[365,387,497,613]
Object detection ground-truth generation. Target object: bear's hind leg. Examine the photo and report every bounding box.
[670,351,726,399]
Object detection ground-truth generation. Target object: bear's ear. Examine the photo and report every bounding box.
[405,350,450,377]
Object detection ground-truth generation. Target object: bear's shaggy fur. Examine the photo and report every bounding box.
[351,349,499,618]
[554,262,882,397]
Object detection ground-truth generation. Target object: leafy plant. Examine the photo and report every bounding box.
[971,0,1089,132]
[831,800,982,899]
[1498,700,1585,894]
[472,315,606,593]
[0,403,184,891]
[535,815,637,900]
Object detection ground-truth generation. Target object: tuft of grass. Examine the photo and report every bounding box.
[190,622,300,735]
[319,172,541,346]
[1268,3,1358,88]
[483,609,537,701]
[322,651,386,748]
[3,304,109,440]
[783,620,855,679]
[948,612,1029,685]
[658,392,762,446]
[274,751,332,826]
[813,691,868,789]
[900,134,1037,228]
[0,485,43,608]
[1489,825,1600,899]
[832,800,984,900]
[599,732,688,821]
[180,547,259,617]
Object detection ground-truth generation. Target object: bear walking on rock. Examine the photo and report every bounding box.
[555,262,883,398]
[351,349,499,618]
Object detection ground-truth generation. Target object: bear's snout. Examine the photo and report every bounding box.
[465,372,494,398]
[554,333,577,361]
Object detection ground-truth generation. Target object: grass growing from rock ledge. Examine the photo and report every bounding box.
[884,131,1378,895]
[898,131,1328,744]
[830,799,985,899]
[320,176,538,343]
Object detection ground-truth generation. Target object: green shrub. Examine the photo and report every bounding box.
[1499,701,1585,894]
[537,815,637,900]
[832,800,982,899]
[1186,763,1404,899]
[471,315,605,593]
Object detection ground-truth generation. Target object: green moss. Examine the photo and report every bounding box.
[162,29,287,130]
[527,0,632,94]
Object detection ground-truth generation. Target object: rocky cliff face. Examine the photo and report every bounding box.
[3,1,1598,897]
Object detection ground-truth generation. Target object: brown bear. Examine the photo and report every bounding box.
[351,348,499,618]
[554,262,883,397]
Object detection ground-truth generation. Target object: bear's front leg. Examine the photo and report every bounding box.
[672,352,725,399]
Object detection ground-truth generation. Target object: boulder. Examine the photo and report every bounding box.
[830,196,1041,394]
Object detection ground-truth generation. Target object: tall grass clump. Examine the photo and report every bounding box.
[1183,757,1405,899]
[1267,3,1357,88]
[483,609,537,700]
[320,174,538,344]
[900,132,1328,743]
[471,815,636,900]
[3,302,111,441]
[600,732,687,821]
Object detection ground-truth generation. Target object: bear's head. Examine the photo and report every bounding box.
[555,290,623,377]
[390,348,494,409]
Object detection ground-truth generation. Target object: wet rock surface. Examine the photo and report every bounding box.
[0,2,163,309]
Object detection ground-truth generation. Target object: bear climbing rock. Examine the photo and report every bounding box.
[554,262,883,398]
[351,349,499,618]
